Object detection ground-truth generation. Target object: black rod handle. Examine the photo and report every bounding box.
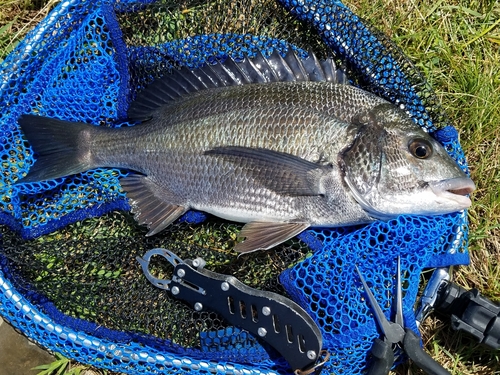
[434,281,500,350]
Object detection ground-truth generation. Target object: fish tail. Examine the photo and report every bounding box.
[17,114,98,183]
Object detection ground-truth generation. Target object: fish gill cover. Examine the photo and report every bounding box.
[0,0,471,374]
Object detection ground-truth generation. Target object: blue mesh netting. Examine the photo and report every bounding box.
[0,0,471,374]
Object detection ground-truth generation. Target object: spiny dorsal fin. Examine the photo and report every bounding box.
[128,49,349,119]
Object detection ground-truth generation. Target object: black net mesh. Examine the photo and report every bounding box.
[1,212,311,347]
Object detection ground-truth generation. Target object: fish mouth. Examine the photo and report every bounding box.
[429,177,476,208]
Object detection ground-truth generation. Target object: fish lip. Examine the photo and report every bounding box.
[428,177,476,208]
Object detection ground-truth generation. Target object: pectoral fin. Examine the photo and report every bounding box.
[235,221,309,253]
[120,174,187,236]
[205,146,332,196]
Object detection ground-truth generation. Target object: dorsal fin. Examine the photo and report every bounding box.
[127,49,349,119]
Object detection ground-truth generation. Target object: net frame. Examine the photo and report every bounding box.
[0,0,471,374]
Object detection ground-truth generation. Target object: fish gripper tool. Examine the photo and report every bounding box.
[137,248,328,374]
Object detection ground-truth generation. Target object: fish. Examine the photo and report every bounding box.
[17,50,475,253]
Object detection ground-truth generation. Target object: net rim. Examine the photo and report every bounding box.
[0,0,471,373]
[0,268,278,375]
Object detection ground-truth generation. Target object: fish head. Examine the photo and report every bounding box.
[340,103,475,219]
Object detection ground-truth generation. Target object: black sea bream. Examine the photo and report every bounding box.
[17,51,475,253]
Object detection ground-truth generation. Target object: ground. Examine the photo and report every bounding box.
[0,316,55,375]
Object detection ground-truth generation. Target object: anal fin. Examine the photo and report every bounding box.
[120,174,187,236]
[235,221,309,253]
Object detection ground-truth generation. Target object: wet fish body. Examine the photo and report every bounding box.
[17,52,475,253]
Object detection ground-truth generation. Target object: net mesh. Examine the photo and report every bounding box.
[0,0,471,374]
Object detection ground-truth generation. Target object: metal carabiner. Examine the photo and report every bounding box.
[136,248,185,291]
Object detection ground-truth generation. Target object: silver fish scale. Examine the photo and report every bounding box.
[91,81,380,226]
[153,81,387,126]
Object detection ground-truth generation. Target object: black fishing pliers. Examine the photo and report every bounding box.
[356,258,451,375]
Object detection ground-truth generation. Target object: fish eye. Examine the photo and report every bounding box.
[408,138,433,159]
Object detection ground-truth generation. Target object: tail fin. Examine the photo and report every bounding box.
[18,115,97,183]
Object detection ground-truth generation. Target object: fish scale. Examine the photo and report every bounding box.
[17,54,474,253]
[142,81,387,125]
[95,91,361,222]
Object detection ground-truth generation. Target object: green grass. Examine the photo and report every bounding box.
[32,353,93,375]
[1,0,500,374]
[0,0,60,62]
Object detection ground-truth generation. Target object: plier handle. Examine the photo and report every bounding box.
[356,258,451,375]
